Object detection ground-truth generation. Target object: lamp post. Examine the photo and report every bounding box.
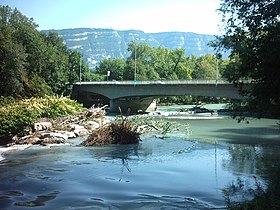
[79,57,82,85]
[216,58,218,87]
[134,46,137,85]
[107,71,110,81]
[215,53,221,87]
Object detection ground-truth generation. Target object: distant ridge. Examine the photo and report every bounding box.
[45,28,216,69]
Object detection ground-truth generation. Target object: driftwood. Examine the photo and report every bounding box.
[52,105,107,130]
[81,119,141,146]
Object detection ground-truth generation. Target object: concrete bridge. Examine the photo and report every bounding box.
[71,80,245,112]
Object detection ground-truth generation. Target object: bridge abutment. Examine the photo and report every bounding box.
[109,97,157,113]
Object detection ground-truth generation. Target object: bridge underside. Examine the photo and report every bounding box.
[71,91,156,113]
[110,97,156,113]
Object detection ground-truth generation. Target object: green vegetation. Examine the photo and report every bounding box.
[0,96,84,137]
[212,0,280,118]
[95,41,229,81]
[0,6,94,98]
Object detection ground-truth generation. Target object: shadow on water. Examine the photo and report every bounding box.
[212,126,280,144]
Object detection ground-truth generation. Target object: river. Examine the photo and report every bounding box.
[0,104,279,209]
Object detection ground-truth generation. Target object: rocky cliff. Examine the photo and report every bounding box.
[47,28,215,69]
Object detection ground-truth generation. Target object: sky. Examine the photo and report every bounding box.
[1,0,222,35]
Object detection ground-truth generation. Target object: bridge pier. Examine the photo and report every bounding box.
[109,97,157,113]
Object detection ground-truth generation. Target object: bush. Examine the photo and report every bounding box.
[0,96,84,137]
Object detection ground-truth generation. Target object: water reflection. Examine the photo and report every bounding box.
[222,144,280,178]
[223,145,261,175]
[14,191,59,207]
[89,143,153,176]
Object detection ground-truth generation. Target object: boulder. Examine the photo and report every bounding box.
[69,124,89,137]
[74,128,89,137]
[11,131,68,145]
[40,132,68,141]
[61,131,76,139]
[33,122,52,131]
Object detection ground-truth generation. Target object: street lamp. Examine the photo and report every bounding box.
[107,71,110,81]
[134,46,137,85]
[215,53,221,87]
[79,57,82,85]
[216,58,218,87]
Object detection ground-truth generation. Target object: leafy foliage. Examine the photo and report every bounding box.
[95,41,227,82]
[0,6,90,98]
[213,0,280,117]
[0,96,84,137]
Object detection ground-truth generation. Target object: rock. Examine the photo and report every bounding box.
[85,121,100,131]
[74,128,89,137]
[40,132,68,141]
[69,124,89,137]
[69,124,84,131]
[33,122,52,131]
[62,131,76,139]
[35,132,68,145]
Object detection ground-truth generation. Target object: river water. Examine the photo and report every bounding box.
[0,105,280,210]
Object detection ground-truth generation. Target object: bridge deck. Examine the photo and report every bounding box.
[75,79,232,85]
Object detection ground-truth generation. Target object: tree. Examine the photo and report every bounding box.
[214,0,280,117]
[67,50,82,84]
[192,54,217,79]
[96,58,126,80]
[125,41,159,80]
[0,35,27,97]
[0,6,27,97]
[0,6,91,98]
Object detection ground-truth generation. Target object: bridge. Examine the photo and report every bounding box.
[71,80,245,112]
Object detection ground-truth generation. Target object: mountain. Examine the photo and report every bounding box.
[46,28,216,69]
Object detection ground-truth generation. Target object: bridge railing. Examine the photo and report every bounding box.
[75,79,233,85]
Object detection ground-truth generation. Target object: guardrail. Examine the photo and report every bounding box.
[75,79,236,85]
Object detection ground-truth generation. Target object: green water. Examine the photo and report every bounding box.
[0,104,279,209]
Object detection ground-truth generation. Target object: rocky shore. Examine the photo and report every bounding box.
[8,106,109,146]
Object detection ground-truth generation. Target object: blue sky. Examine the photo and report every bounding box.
[1,0,221,34]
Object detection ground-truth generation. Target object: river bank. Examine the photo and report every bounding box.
[1,103,280,160]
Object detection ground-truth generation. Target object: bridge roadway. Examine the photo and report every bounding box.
[72,80,244,112]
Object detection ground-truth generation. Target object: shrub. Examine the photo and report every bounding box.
[0,96,84,137]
